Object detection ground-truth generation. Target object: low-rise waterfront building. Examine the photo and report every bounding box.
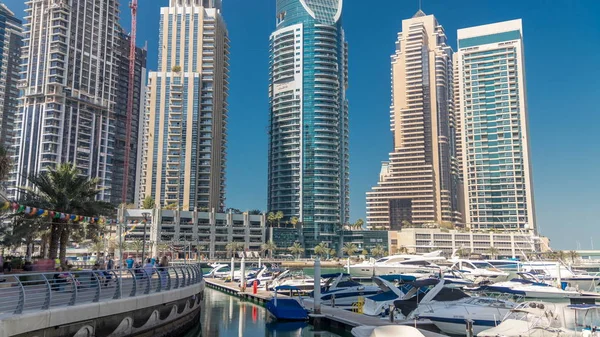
[388,227,546,258]
[119,209,266,260]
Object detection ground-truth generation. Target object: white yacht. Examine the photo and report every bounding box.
[473,272,594,299]
[397,279,517,336]
[349,251,445,278]
[268,269,324,293]
[450,259,511,282]
[478,301,600,337]
[313,273,381,309]
[520,261,600,291]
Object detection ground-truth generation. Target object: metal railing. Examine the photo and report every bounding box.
[0,264,203,315]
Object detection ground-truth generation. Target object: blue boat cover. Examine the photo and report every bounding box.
[321,273,350,278]
[379,275,417,282]
[274,285,303,291]
[266,298,309,320]
[367,290,399,301]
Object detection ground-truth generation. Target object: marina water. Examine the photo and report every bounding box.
[186,287,347,337]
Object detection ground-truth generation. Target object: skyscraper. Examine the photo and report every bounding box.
[366,11,461,230]
[141,0,229,211]
[11,0,120,201]
[268,0,349,253]
[456,19,536,232]
[112,30,147,205]
[0,3,22,152]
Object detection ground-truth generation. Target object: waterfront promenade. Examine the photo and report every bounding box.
[0,264,204,337]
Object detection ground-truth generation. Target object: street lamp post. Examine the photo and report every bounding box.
[141,212,150,262]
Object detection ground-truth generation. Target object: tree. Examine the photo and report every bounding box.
[130,240,144,258]
[142,196,155,209]
[18,163,114,264]
[354,219,364,230]
[275,211,284,227]
[226,208,242,214]
[370,244,386,258]
[290,216,299,228]
[397,246,408,254]
[342,243,358,257]
[486,246,499,260]
[401,220,412,229]
[440,221,454,230]
[0,145,11,182]
[260,240,277,259]
[248,209,262,215]
[456,248,471,258]
[90,240,105,260]
[157,243,170,257]
[267,212,277,227]
[288,242,304,260]
[164,203,178,210]
[328,248,337,259]
[361,249,368,256]
[567,250,579,264]
[172,65,182,73]
[226,242,244,258]
[1,217,49,261]
[314,242,328,258]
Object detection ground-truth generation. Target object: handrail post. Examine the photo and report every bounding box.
[41,274,52,310]
[143,269,151,295]
[129,269,137,297]
[166,267,172,290]
[93,271,101,302]
[181,267,187,287]
[113,270,121,299]
[14,276,25,314]
[173,268,180,289]
[67,273,78,306]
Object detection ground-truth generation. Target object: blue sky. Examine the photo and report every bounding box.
[5,0,599,249]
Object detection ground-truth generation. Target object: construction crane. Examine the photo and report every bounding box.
[122,0,138,203]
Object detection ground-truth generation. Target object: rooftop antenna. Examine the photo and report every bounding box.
[419,0,422,10]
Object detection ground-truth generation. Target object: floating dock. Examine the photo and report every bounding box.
[204,278,440,336]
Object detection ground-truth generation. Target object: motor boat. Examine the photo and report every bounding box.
[520,261,600,291]
[363,275,425,316]
[350,251,446,278]
[265,285,309,321]
[203,264,231,278]
[268,269,323,293]
[442,270,475,288]
[351,325,441,337]
[449,259,511,282]
[241,266,282,288]
[478,301,600,337]
[395,279,517,335]
[473,272,592,299]
[313,273,381,309]
[486,259,522,272]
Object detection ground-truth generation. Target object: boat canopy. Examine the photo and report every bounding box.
[378,274,417,282]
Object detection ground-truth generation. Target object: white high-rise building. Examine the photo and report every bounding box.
[456,19,536,232]
[0,4,22,152]
[11,0,120,200]
[140,0,229,211]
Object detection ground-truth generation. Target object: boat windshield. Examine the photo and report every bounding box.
[504,310,559,329]
[376,258,389,263]
[471,261,494,269]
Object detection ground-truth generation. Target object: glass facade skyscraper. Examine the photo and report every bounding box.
[141,0,229,211]
[456,19,536,232]
[0,3,21,153]
[268,0,349,253]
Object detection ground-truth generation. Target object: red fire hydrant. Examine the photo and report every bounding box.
[253,280,258,294]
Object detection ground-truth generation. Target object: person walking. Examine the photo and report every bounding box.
[143,258,155,279]
[126,256,134,269]
[158,256,169,288]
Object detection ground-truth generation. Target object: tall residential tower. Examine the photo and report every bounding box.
[268,0,349,252]
[366,11,461,230]
[456,20,536,232]
[0,3,22,152]
[11,0,120,200]
[141,0,229,211]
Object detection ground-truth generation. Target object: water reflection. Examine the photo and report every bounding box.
[189,288,343,337]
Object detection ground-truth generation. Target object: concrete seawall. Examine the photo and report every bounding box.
[0,282,204,337]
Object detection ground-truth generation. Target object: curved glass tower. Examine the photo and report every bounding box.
[268,0,349,253]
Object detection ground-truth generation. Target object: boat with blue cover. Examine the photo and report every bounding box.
[311,273,381,309]
[363,274,417,316]
[265,285,309,321]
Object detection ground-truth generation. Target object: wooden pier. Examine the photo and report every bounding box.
[204,278,441,336]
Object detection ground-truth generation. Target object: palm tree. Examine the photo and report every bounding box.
[142,196,155,209]
[486,246,499,260]
[370,244,386,258]
[226,242,244,258]
[260,240,277,259]
[90,240,105,260]
[555,250,567,262]
[288,242,304,260]
[567,250,579,264]
[130,239,144,259]
[248,209,262,215]
[354,219,364,230]
[361,249,368,256]
[397,246,408,254]
[401,220,412,229]
[342,243,358,257]
[267,212,277,227]
[314,242,328,258]
[18,163,114,263]
[290,216,299,228]
[157,243,170,257]
[328,248,337,259]
[275,211,284,227]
